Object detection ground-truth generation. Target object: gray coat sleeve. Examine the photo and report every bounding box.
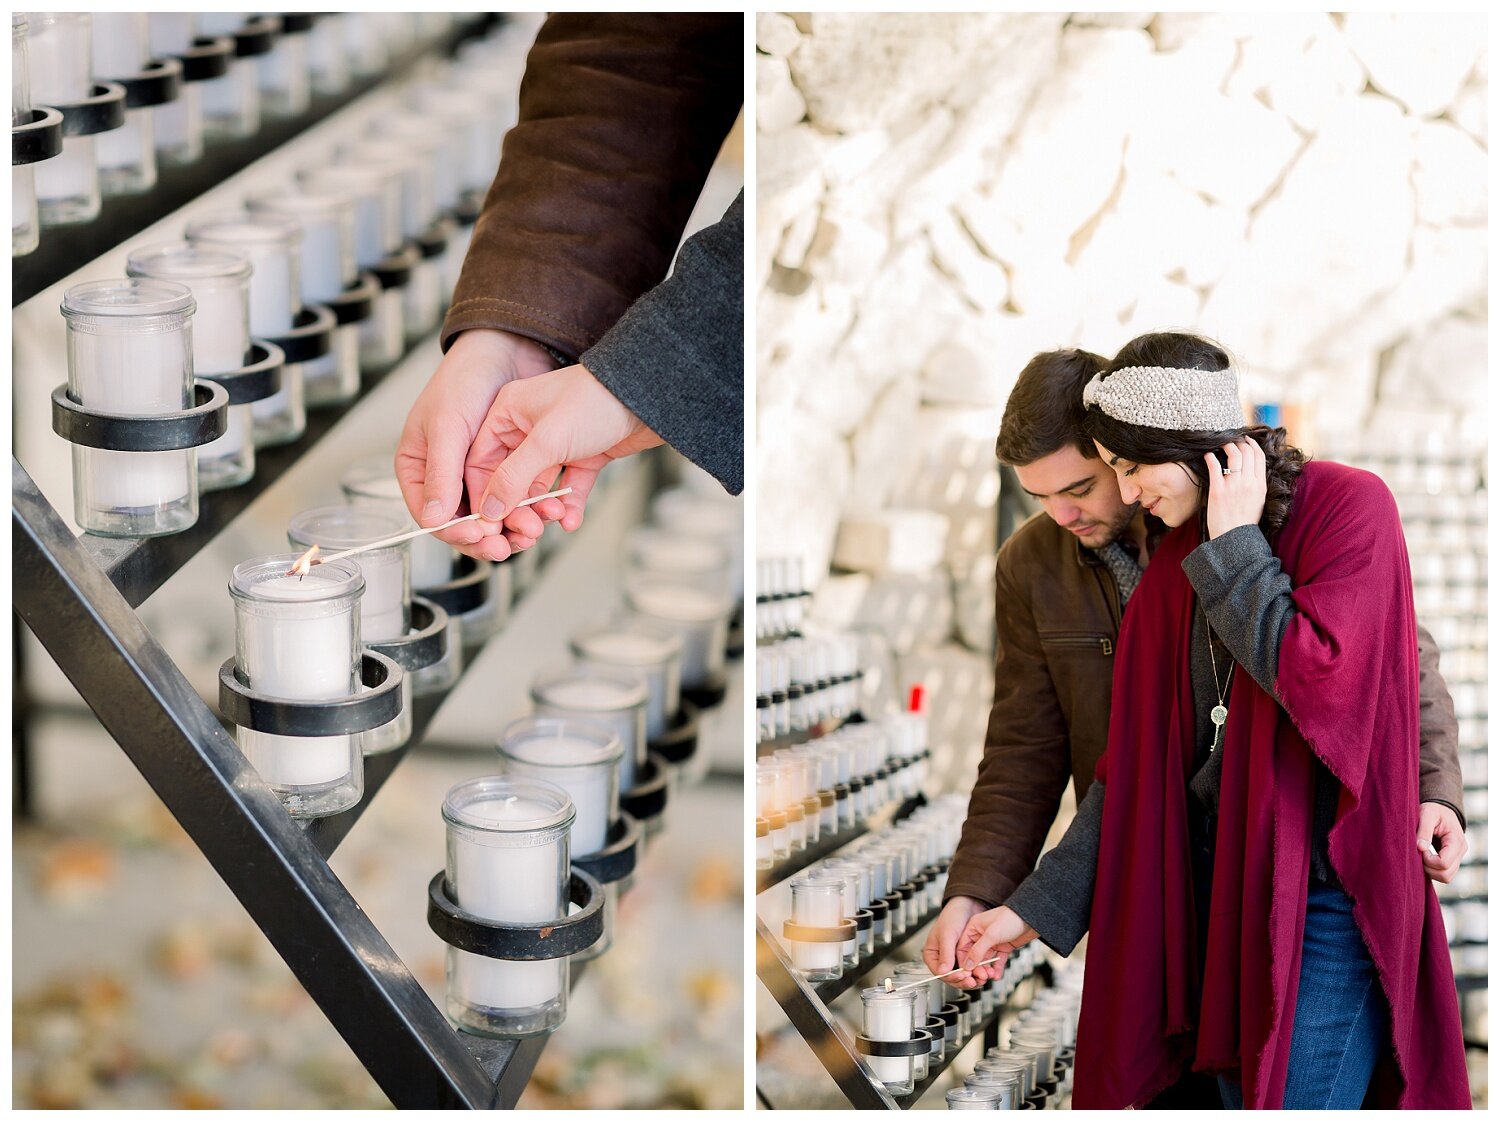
[1181,524,1290,697]
[1003,779,1105,957]
[580,192,744,495]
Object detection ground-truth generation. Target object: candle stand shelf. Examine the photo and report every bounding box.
[14,12,731,1107]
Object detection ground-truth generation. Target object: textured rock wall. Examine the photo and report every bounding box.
[757,12,1487,781]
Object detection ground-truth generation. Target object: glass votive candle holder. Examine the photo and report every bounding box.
[788,877,845,981]
[650,486,745,603]
[497,715,625,964]
[980,1054,1032,1104]
[28,12,92,107]
[287,505,411,754]
[947,1086,1004,1110]
[340,457,455,589]
[443,775,575,1039]
[198,22,262,139]
[755,816,771,870]
[229,555,365,817]
[861,985,917,1094]
[185,210,305,447]
[623,576,731,693]
[36,124,103,228]
[90,13,155,195]
[305,13,350,95]
[246,188,360,406]
[530,663,649,791]
[125,242,255,491]
[625,525,734,600]
[61,278,198,537]
[767,810,789,861]
[891,963,935,1080]
[256,13,311,118]
[570,617,683,744]
[820,860,868,965]
[349,136,437,242]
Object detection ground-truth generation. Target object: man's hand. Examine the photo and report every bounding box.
[457,363,663,560]
[395,328,558,559]
[923,896,989,988]
[952,905,1038,987]
[1418,801,1467,884]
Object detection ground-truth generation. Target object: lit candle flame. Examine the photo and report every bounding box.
[286,544,320,579]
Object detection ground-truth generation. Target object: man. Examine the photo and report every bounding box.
[923,348,1467,1004]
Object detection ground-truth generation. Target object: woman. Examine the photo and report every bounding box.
[953,332,1468,1108]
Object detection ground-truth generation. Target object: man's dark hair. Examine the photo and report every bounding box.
[995,349,1110,466]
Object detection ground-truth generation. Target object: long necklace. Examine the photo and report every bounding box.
[1203,606,1232,753]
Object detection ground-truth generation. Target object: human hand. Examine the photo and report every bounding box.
[952,905,1038,986]
[458,364,663,560]
[395,328,557,557]
[1418,801,1467,884]
[922,896,990,988]
[1205,436,1267,539]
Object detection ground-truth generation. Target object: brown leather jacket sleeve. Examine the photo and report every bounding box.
[441,13,743,359]
[1416,621,1465,827]
[944,550,1075,909]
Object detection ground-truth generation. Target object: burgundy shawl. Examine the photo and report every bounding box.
[1071,460,1469,1109]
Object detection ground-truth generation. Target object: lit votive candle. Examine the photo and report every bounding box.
[443,776,574,1038]
[287,504,411,639]
[569,617,683,743]
[530,663,649,791]
[229,555,364,818]
[185,210,305,447]
[789,876,845,981]
[61,278,198,537]
[861,985,917,1093]
[126,242,255,491]
[340,455,454,589]
[622,576,731,691]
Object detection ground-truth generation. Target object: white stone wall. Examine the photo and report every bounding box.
[757,12,1487,780]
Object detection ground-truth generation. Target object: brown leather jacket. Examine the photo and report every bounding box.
[944,510,1466,909]
[441,13,743,359]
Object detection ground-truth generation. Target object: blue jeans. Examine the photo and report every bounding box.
[1218,883,1388,1108]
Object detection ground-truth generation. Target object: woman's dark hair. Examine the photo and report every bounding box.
[1081,331,1307,536]
[995,348,1109,465]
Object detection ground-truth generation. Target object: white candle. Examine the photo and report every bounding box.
[27,13,91,106]
[790,878,845,976]
[571,623,682,742]
[64,281,194,516]
[342,471,454,589]
[862,987,916,1088]
[288,505,410,642]
[90,12,147,79]
[301,162,402,268]
[148,12,194,57]
[531,670,648,791]
[235,571,358,789]
[247,190,354,304]
[497,718,622,856]
[623,579,730,689]
[448,789,570,1014]
[346,139,434,240]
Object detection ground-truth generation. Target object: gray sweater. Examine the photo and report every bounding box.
[1005,525,1321,955]
[581,192,744,495]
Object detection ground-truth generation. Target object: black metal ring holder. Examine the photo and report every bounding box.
[426,868,604,961]
[51,379,230,452]
[371,242,421,291]
[682,669,729,711]
[199,339,285,407]
[420,553,495,621]
[648,699,701,769]
[854,1030,933,1059]
[782,917,856,944]
[264,304,336,366]
[923,1014,945,1049]
[948,991,972,1022]
[324,272,380,328]
[571,811,642,888]
[109,57,183,111]
[619,750,671,827]
[855,908,873,936]
[232,16,283,59]
[417,216,453,261]
[866,897,890,936]
[53,82,128,142]
[175,36,234,84]
[218,650,404,736]
[454,190,484,229]
[726,601,745,660]
[364,595,455,698]
[13,106,64,166]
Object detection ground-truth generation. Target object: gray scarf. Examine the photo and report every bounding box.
[1094,539,1143,606]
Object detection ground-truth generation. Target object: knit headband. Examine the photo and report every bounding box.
[1081,365,1244,431]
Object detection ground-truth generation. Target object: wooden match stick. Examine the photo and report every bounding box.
[883,955,1006,994]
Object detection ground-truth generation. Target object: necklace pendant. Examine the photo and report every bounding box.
[1211,704,1228,727]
